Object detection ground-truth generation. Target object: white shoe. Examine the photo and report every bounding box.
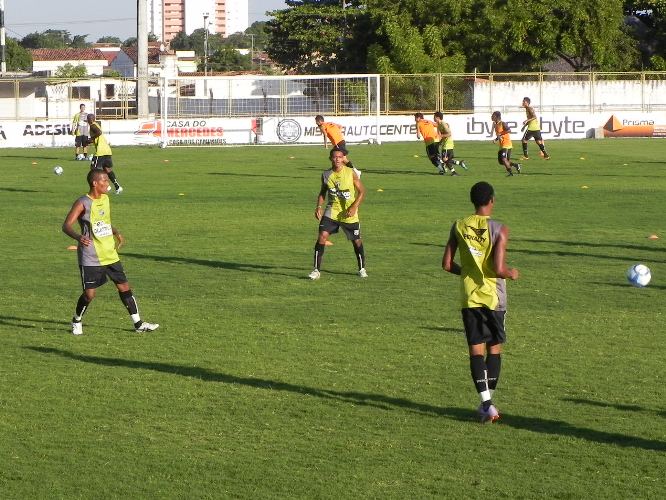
[76,154,84,161]
[135,321,159,333]
[71,321,83,335]
[478,403,500,423]
[115,186,124,195]
[106,185,112,192]
[87,154,94,160]
[308,269,321,280]
[352,166,362,178]
[358,268,368,278]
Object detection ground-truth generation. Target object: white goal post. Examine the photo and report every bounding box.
[154,74,382,147]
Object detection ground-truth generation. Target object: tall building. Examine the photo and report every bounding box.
[148,0,249,44]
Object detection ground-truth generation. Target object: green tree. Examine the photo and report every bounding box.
[206,46,252,72]
[6,37,33,71]
[70,35,90,49]
[625,0,666,68]
[97,36,123,45]
[122,33,158,47]
[54,63,88,78]
[168,29,223,56]
[21,30,71,49]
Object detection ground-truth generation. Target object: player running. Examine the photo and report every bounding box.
[520,97,550,160]
[491,111,522,176]
[314,115,361,177]
[434,111,467,173]
[414,112,456,175]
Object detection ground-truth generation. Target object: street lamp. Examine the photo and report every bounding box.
[203,13,209,77]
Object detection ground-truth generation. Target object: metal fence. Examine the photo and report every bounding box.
[1,71,665,120]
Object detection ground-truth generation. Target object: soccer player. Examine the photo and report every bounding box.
[442,181,519,423]
[414,112,454,175]
[491,111,521,176]
[520,97,550,160]
[314,115,361,177]
[86,114,123,194]
[434,111,467,173]
[308,149,367,280]
[62,170,159,335]
[71,103,90,161]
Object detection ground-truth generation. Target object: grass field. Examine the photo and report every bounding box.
[1,137,665,498]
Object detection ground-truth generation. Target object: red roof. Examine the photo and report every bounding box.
[31,48,107,62]
[121,47,163,65]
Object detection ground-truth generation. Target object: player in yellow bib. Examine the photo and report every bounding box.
[520,97,550,160]
[71,103,90,161]
[434,111,467,173]
[308,149,367,280]
[315,115,361,177]
[443,181,519,423]
[86,114,123,194]
[62,170,158,335]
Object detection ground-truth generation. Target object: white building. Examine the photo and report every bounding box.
[148,0,249,44]
[31,49,108,77]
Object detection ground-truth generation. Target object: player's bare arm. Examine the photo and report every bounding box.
[345,174,365,218]
[443,232,461,275]
[62,201,91,246]
[493,226,519,280]
[314,184,327,220]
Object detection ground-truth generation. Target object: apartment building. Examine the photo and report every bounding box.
[149,0,249,44]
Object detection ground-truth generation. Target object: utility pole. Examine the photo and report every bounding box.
[248,34,254,70]
[1,0,6,74]
[137,0,149,118]
[203,13,209,77]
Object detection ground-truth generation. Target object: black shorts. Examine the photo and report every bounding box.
[75,135,89,148]
[318,216,361,241]
[426,143,440,166]
[79,262,128,290]
[441,148,455,161]
[333,141,349,155]
[522,130,543,141]
[462,308,506,346]
[497,148,512,165]
[91,155,113,170]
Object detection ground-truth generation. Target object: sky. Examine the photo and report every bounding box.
[4,0,287,43]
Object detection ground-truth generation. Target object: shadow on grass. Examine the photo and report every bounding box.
[0,187,43,193]
[562,397,653,414]
[122,252,355,279]
[410,240,666,264]
[208,172,307,179]
[422,326,463,335]
[514,238,663,254]
[589,281,666,290]
[0,315,66,329]
[26,346,666,451]
[1,154,62,160]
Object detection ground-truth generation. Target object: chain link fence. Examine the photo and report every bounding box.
[0,72,664,120]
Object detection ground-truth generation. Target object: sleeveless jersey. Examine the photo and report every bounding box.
[321,122,344,145]
[322,166,359,223]
[76,194,119,266]
[91,121,113,156]
[525,106,540,131]
[72,112,89,136]
[451,214,506,310]
[494,121,512,149]
[417,120,439,145]
[437,121,454,150]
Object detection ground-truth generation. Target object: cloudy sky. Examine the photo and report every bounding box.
[4,0,287,43]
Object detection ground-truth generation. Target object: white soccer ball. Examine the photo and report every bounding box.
[626,263,651,288]
[53,165,64,175]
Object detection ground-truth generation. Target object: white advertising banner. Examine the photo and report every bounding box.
[0,111,663,148]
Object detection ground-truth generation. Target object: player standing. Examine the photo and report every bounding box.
[308,149,367,280]
[520,97,550,160]
[71,103,90,161]
[442,181,519,423]
[62,170,159,335]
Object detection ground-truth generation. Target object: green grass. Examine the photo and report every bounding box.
[1,138,665,498]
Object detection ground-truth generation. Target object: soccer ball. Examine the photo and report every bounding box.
[626,264,651,287]
[53,165,64,175]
